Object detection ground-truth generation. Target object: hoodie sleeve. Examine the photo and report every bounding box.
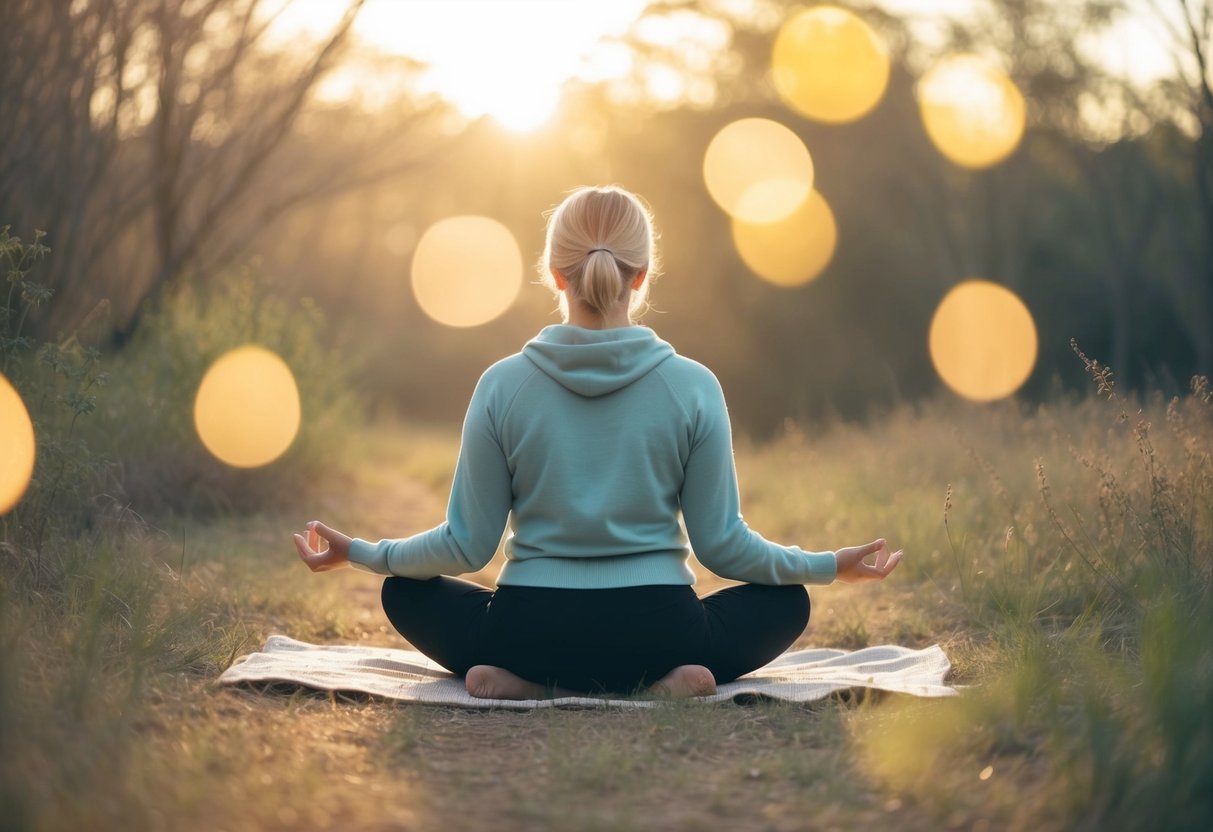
[678,374,836,585]
[347,376,511,578]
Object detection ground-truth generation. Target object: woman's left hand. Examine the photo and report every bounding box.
[293,520,352,572]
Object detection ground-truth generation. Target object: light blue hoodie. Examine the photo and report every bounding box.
[348,325,837,588]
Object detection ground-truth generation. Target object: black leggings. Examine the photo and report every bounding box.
[380,576,810,694]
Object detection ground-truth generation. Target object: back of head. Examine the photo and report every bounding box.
[542,186,658,321]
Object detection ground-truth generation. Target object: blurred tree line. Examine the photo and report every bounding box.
[3,0,1211,435]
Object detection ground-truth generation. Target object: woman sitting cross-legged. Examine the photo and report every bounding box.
[293,185,903,700]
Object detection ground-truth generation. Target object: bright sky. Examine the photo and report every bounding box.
[269,0,1180,132]
[271,0,649,130]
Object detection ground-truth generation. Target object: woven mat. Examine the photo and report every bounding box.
[218,635,957,710]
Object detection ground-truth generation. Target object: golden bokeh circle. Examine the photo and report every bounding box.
[731,190,838,287]
[772,5,890,124]
[929,280,1038,402]
[918,55,1026,169]
[194,345,302,468]
[0,373,36,514]
[411,215,523,328]
[702,118,815,224]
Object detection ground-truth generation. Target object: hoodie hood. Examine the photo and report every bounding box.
[522,325,676,397]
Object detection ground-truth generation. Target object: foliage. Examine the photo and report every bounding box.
[0,230,364,826]
[3,372,1213,829]
[2,228,110,575]
[1,225,52,370]
[0,227,215,828]
[846,348,1213,830]
[0,511,247,830]
[7,0,1209,826]
[89,269,363,517]
[0,0,392,339]
[287,62,1207,435]
[4,1,1212,432]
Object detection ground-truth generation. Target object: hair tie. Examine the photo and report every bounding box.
[588,248,611,255]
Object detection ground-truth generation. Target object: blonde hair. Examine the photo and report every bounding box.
[541,186,659,322]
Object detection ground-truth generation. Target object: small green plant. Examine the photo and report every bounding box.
[1,225,51,374]
[1,228,110,577]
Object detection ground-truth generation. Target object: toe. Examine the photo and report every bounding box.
[465,665,494,699]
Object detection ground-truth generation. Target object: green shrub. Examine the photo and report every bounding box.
[2,227,110,578]
[90,270,363,517]
[2,233,348,828]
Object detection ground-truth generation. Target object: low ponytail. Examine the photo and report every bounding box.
[580,249,627,316]
[541,186,660,323]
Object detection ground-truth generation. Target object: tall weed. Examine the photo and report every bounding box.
[852,345,1213,830]
[0,515,237,830]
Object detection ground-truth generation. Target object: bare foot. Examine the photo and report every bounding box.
[649,664,716,698]
[465,665,549,700]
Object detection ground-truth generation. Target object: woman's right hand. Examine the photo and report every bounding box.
[293,520,352,572]
[834,539,903,583]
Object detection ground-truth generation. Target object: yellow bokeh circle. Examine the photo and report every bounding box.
[194,345,301,468]
[918,54,1026,169]
[1,373,36,514]
[703,118,815,224]
[411,215,523,328]
[772,5,890,124]
[732,190,838,287]
[929,280,1038,402]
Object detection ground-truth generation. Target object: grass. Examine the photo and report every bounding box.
[2,366,1212,830]
[369,700,882,831]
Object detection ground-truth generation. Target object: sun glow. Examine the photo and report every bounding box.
[918,55,1026,169]
[270,0,649,131]
[0,374,36,515]
[702,118,815,224]
[411,216,523,328]
[929,280,1038,402]
[732,190,838,287]
[772,6,890,124]
[194,346,302,468]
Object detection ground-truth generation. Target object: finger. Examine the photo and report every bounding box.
[838,540,881,565]
[860,539,886,559]
[868,550,904,579]
[294,536,327,572]
[293,533,312,559]
[873,543,891,570]
[882,549,904,574]
[296,533,328,564]
[310,521,340,550]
